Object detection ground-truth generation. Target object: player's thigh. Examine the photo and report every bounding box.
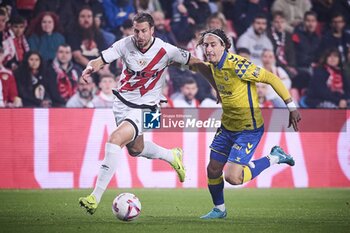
[126,135,144,157]
[209,127,234,164]
[228,126,264,165]
[109,121,136,147]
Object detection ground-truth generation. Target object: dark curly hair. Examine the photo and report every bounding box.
[197,29,231,51]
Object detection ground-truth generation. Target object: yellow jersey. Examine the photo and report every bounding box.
[208,51,291,132]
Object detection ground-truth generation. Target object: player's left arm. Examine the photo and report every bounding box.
[242,64,301,131]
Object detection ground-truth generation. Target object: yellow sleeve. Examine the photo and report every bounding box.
[239,62,291,102]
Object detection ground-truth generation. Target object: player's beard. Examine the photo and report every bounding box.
[136,38,152,50]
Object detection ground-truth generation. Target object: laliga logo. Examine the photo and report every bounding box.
[143,110,161,129]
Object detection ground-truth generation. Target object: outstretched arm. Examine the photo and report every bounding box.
[260,70,302,131]
[81,57,105,83]
[187,56,221,103]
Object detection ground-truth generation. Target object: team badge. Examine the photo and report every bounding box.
[138,59,147,67]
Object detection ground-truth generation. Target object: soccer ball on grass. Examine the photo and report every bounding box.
[112,193,141,221]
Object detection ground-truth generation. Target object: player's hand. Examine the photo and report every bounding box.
[81,65,94,83]
[288,110,301,131]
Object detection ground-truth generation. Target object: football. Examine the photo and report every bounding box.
[112,193,142,221]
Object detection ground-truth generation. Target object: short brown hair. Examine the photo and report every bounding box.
[132,12,154,28]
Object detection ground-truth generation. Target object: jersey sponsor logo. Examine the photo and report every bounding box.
[143,110,161,129]
[252,67,261,78]
[232,143,242,150]
[178,48,188,58]
[120,48,167,96]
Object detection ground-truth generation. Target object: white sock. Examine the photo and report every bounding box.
[215,204,226,212]
[138,141,174,163]
[266,154,279,165]
[92,143,121,203]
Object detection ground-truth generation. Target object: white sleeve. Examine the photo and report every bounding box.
[164,42,191,65]
[101,38,125,64]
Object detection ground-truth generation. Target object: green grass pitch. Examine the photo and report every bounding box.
[0,188,349,233]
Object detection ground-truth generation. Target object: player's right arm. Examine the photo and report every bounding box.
[81,57,105,83]
[82,38,126,83]
[240,62,301,131]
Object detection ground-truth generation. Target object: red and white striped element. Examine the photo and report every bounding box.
[101,36,190,105]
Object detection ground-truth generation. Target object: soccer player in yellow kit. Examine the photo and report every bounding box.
[197,29,301,219]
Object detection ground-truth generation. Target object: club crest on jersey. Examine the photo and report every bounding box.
[138,59,147,67]
[178,48,188,58]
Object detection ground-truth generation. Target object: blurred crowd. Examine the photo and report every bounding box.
[0,0,349,109]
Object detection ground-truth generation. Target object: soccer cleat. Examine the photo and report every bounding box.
[170,148,186,182]
[79,194,98,215]
[200,208,227,219]
[271,146,295,166]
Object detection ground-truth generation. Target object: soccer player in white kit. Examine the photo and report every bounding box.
[79,12,213,214]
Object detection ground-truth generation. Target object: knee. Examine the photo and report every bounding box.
[108,131,123,145]
[207,164,222,178]
[224,173,242,185]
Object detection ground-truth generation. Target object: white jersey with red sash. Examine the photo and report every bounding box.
[101,36,190,106]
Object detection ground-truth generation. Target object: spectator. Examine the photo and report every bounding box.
[0,8,9,48]
[207,12,236,53]
[292,11,321,93]
[233,0,269,36]
[135,0,162,13]
[120,19,133,38]
[0,47,21,107]
[46,44,81,107]
[102,0,135,39]
[343,48,350,96]
[160,79,174,108]
[66,75,95,108]
[272,0,312,33]
[152,11,177,45]
[261,49,291,107]
[331,0,350,25]
[319,13,350,64]
[2,15,29,71]
[183,0,211,26]
[267,11,296,76]
[66,6,107,69]
[171,0,195,47]
[32,0,74,31]
[236,14,273,66]
[311,0,335,26]
[27,11,65,62]
[187,24,206,61]
[94,13,115,47]
[306,48,349,108]
[92,73,117,108]
[172,77,200,108]
[236,47,251,60]
[256,83,274,108]
[14,51,51,107]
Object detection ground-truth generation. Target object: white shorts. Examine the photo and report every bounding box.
[112,98,143,140]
